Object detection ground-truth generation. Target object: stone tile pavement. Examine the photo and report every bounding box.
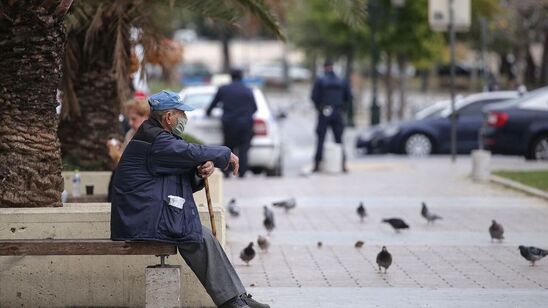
[222,157,548,307]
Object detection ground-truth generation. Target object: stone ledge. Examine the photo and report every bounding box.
[490,174,548,202]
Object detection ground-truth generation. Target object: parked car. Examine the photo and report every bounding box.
[179,62,212,86]
[482,86,548,160]
[178,85,283,176]
[356,91,522,156]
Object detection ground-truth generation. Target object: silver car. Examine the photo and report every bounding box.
[179,85,283,176]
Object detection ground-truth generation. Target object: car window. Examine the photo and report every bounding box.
[458,99,507,116]
[182,93,214,109]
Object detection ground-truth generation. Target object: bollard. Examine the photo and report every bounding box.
[323,142,343,174]
[471,149,491,182]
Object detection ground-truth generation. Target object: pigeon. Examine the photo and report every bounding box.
[227,198,240,217]
[317,241,323,248]
[354,240,364,248]
[240,242,256,265]
[489,220,504,242]
[263,206,275,234]
[376,246,392,273]
[357,202,367,222]
[519,245,548,266]
[257,235,270,252]
[421,202,442,223]
[272,197,296,213]
[382,218,410,232]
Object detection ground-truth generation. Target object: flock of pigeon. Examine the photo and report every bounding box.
[228,198,548,272]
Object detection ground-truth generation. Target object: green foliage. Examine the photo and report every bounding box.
[287,0,369,60]
[288,0,443,68]
[376,0,444,66]
[494,170,548,192]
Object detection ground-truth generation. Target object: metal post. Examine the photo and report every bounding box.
[369,0,381,126]
[480,17,488,91]
[449,0,457,162]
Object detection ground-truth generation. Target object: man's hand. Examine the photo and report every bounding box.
[225,152,239,176]
[197,161,215,179]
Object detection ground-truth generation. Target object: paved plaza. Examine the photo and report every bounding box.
[223,157,548,307]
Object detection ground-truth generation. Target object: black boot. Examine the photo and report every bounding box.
[312,161,321,173]
[240,293,270,308]
[219,296,250,308]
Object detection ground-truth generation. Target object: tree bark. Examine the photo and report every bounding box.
[220,31,231,74]
[58,63,122,170]
[384,53,394,122]
[397,54,407,120]
[539,28,548,86]
[0,3,66,207]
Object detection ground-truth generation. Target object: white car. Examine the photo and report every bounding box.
[179,85,283,176]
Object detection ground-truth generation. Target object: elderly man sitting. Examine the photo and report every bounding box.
[110,90,269,308]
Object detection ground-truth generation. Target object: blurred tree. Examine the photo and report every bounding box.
[0,1,73,207]
[58,0,281,170]
[377,0,443,120]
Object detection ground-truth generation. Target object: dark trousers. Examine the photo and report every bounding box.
[223,123,253,178]
[314,111,346,168]
[178,227,246,306]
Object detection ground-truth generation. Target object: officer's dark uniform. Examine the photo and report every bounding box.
[207,71,257,178]
[311,66,352,172]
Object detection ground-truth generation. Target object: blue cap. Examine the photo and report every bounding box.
[148,90,194,112]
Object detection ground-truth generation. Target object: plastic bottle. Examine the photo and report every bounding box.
[61,190,68,203]
[72,169,81,197]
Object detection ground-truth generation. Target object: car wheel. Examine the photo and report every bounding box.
[266,157,283,177]
[250,167,262,175]
[404,133,433,157]
[530,135,548,160]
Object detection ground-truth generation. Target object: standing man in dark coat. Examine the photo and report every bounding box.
[111,90,269,308]
[206,69,257,178]
[311,59,353,172]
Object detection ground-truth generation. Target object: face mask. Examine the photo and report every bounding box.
[171,115,188,138]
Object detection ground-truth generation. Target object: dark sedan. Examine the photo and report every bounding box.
[483,87,548,160]
[356,91,521,156]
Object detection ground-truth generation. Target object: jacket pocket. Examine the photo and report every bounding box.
[158,198,186,238]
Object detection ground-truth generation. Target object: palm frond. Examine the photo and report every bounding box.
[330,0,367,28]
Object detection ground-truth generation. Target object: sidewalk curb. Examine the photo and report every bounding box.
[490,174,548,202]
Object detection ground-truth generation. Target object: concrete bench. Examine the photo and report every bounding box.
[0,239,182,307]
[0,203,225,307]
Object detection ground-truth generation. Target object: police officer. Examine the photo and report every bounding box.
[311,59,352,172]
[207,69,257,178]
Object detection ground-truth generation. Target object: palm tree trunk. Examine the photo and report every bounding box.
[58,63,122,170]
[0,2,71,207]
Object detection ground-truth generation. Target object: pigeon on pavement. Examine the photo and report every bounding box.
[489,220,504,242]
[421,202,442,223]
[357,202,367,222]
[263,206,275,234]
[355,240,364,248]
[240,242,256,265]
[376,246,392,273]
[382,218,410,232]
[519,245,548,266]
[272,197,296,213]
[257,235,270,252]
[227,198,240,217]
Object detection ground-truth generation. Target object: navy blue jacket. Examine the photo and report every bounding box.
[110,118,231,244]
[311,71,352,112]
[206,81,257,127]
